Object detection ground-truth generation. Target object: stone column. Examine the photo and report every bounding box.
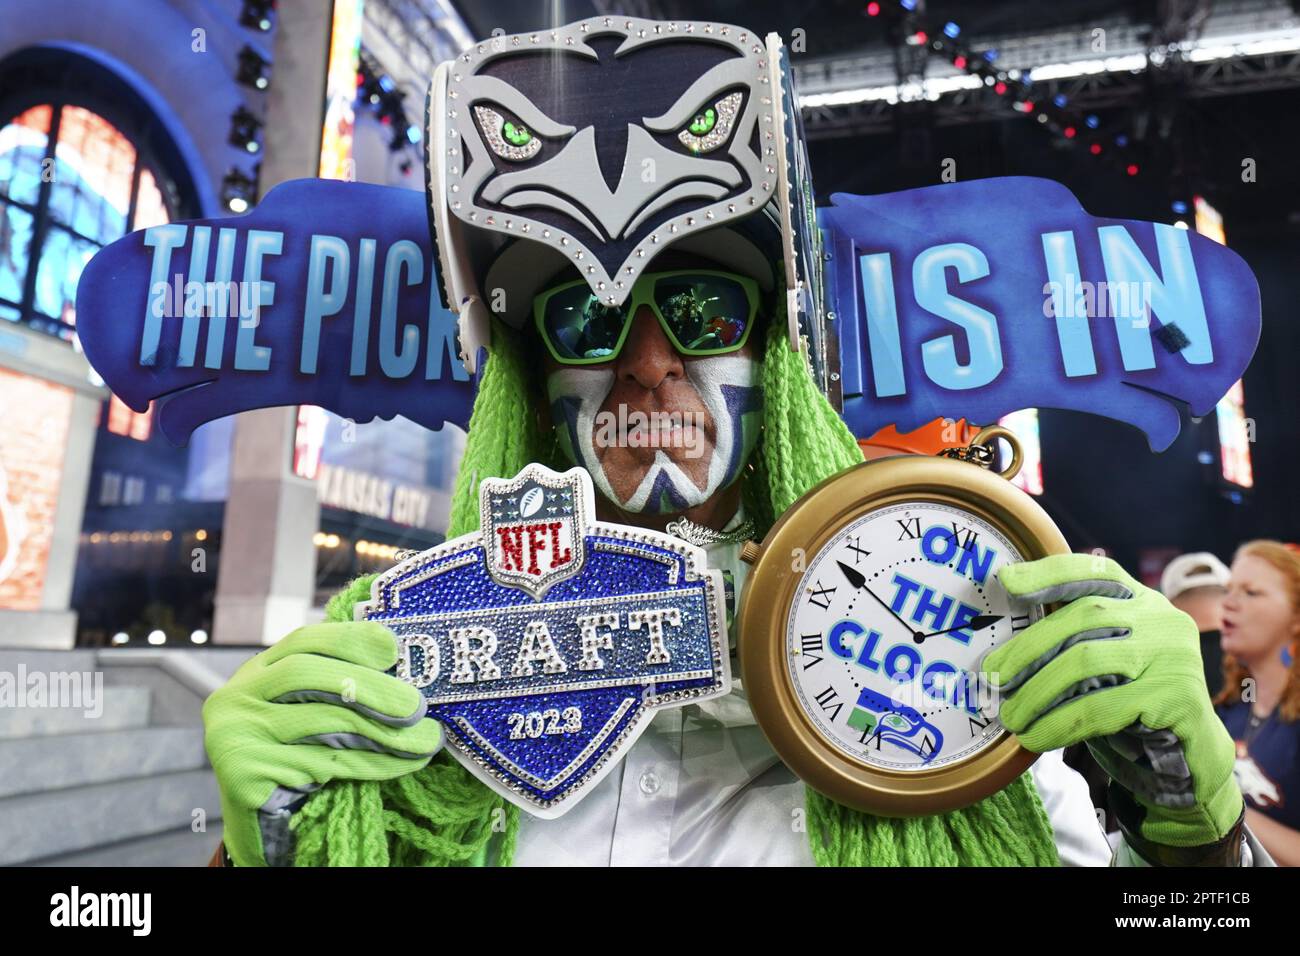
[212,0,334,645]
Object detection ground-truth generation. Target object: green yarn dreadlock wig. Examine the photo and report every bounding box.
[291,301,1061,867]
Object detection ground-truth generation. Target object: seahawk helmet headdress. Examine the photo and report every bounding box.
[426,16,815,372]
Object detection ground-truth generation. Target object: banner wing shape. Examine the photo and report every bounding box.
[75,179,475,445]
[824,176,1261,452]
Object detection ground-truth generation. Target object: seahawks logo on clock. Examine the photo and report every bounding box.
[738,440,1069,816]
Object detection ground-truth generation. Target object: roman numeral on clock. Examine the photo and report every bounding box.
[844,535,871,564]
[968,713,992,736]
[799,634,825,670]
[807,579,836,610]
[897,517,922,540]
[814,686,843,722]
[950,522,980,552]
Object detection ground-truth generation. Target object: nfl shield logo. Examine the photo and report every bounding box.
[356,465,730,818]
[481,465,586,600]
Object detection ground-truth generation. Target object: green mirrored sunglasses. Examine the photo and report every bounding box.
[533,269,762,366]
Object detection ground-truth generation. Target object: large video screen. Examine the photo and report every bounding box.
[1195,196,1253,489]
[0,367,73,609]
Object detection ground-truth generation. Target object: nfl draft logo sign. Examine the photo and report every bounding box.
[357,465,729,817]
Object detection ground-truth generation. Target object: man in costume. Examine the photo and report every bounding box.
[203,16,1265,867]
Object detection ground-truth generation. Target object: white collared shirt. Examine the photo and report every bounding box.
[513,672,1114,866]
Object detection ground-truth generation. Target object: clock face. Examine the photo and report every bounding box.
[786,501,1042,773]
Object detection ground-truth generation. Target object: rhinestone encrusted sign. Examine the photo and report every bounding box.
[356,464,730,818]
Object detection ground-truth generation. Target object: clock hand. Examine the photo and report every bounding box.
[836,561,924,642]
[914,615,1004,641]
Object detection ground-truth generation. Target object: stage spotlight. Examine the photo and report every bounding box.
[953,55,967,69]
[1172,200,1189,214]
[1116,134,1129,147]
[944,22,960,39]
[1126,164,1140,176]
[1089,143,1102,155]
[228,106,262,154]
[237,45,271,90]
[1085,115,1100,129]
[221,168,258,213]
[240,0,275,32]
[1063,126,1077,138]
[866,2,881,15]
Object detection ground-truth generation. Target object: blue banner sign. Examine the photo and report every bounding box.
[823,177,1261,451]
[75,175,1261,453]
[75,179,474,445]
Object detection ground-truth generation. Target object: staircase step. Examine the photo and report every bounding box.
[0,685,150,739]
[0,650,99,674]
[0,727,207,799]
[0,768,220,866]
[31,825,224,867]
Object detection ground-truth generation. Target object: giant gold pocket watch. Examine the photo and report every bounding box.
[737,427,1069,816]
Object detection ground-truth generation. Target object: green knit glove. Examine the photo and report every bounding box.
[202,621,442,866]
[985,554,1243,849]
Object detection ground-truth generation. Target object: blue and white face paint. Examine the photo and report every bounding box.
[547,354,763,515]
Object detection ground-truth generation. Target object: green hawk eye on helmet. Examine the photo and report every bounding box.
[533,270,762,366]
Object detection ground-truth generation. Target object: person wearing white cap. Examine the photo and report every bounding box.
[1161,552,1231,697]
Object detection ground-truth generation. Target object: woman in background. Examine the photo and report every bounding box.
[1214,540,1300,865]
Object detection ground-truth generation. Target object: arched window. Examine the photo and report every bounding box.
[0,102,174,341]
